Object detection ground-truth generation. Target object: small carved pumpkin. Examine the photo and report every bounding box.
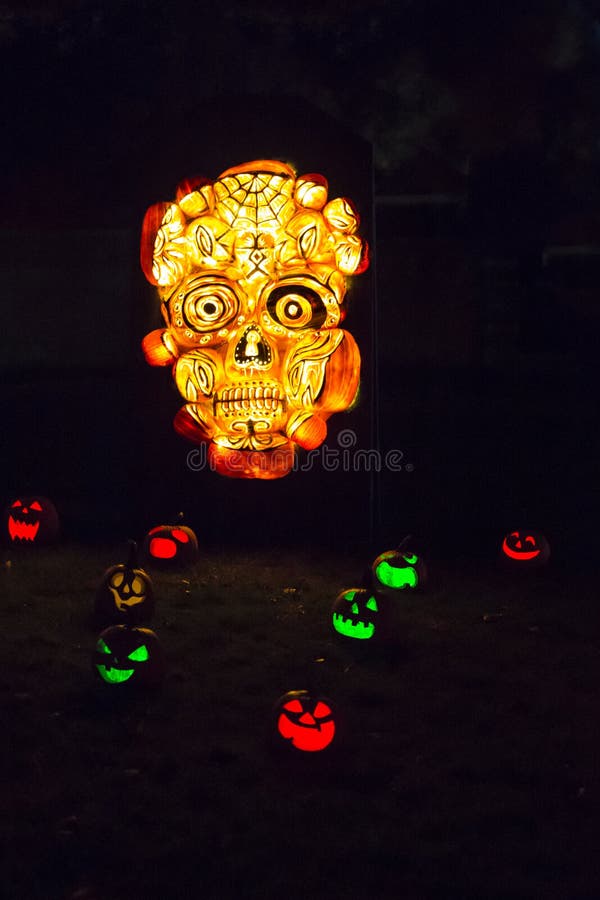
[501,530,550,568]
[372,537,427,597]
[4,496,59,545]
[93,625,165,688]
[331,587,390,642]
[142,513,198,568]
[273,690,337,753]
[95,541,154,626]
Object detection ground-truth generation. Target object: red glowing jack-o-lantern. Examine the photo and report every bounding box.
[273,690,337,753]
[501,530,550,568]
[142,515,198,568]
[4,496,59,545]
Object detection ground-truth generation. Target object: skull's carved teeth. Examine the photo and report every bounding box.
[215,383,286,417]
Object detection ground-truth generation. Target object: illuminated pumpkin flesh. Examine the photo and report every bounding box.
[501,531,550,567]
[5,496,59,545]
[275,690,336,753]
[141,160,369,479]
[93,625,165,687]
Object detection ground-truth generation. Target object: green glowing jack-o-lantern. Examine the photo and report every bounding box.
[501,530,550,568]
[4,496,59,546]
[94,541,154,626]
[142,514,198,568]
[372,541,427,597]
[93,625,165,688]
[331,587,390,642]
[274,690,337,753]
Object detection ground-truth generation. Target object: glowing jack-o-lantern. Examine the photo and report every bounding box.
[94,541,154,626]
[140,160,369,479]
[501,530,550,568]
[142,515,199,568]
[331,587,390,642]
[93,625,165,687]
[4,496,59,545]
[372,539,427,597]
[273,690,337,753]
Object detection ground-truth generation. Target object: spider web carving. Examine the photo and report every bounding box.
[214,172,295,229]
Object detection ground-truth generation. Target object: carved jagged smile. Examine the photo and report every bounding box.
[8,517,40,541]
[96,664,135,684]
[332,613,375,640]
[214,382,286,417]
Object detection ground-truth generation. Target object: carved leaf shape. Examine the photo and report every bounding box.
[196,225,215,259]
[298,225,318,259]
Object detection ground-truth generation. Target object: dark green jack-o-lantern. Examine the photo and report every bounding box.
[93,625,165,688]
[372,539,427,596]
[4,496,59,545]
[142,513,198,568]
[95,541,154,626]
[274,690,337,753]
[501,530,550,568]
[331,587,389,642]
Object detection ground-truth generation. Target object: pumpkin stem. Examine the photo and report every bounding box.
[127,540,138,568]
[397,534,412,551]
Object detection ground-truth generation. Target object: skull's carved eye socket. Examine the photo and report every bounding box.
[182,281,239,332]
[267,285,327,329]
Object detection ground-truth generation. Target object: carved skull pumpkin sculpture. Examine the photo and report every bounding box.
[5,496,59,545]
[141,160,369,479]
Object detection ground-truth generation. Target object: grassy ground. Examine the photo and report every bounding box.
[3,543,600,900]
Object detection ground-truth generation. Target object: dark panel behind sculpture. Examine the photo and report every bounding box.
[2,97,375,550]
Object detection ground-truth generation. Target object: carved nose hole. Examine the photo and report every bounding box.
[234,325,272,368]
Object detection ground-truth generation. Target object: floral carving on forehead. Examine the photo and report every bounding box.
[141,159,369,480]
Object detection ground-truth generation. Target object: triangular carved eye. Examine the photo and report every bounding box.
[366,596,378,612]
[313,702,331,719]
[283,699,303,713]
[11,499,22,508]
[30,501,42,511]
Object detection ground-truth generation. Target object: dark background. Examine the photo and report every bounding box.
[2,0,599,558]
